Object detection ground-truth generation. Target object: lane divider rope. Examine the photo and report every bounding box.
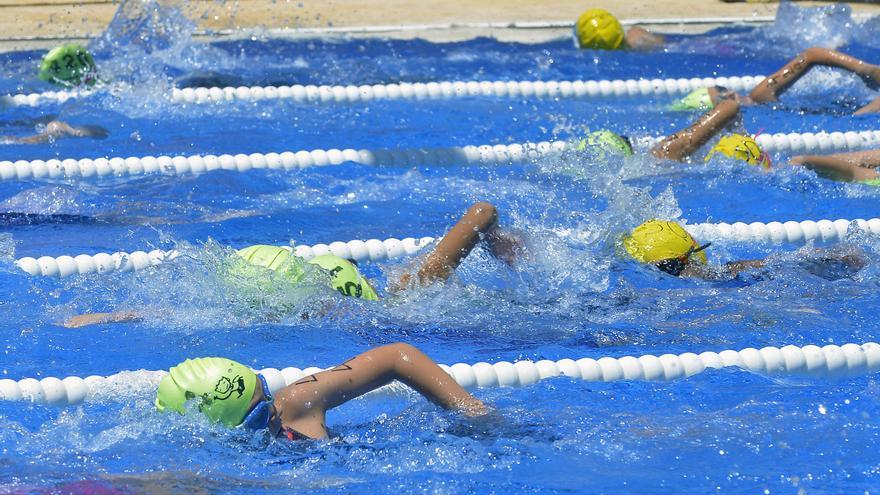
[15,217,878,278]
[2,75,765,108]
[3,130,879,183]
[2,342,877,405]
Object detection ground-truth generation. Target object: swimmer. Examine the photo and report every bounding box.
[652,95,767,164]
[156,342,487,440]
[574,9,665,51]
[671,48,880,114]
[1,120,108,144]
[63,201,522,328]
[623,219,866,280]
[790,150,880,185]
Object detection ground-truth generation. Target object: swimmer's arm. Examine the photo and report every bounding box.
[723,259,766,277]
[855,96,880,115]
[277,343,487,438]
[791,151,880,182]
[392,201,501,289]
[624,26,665,51]
[749,48,880,103]
[63,311,141,328]
[9,121,108,144]
[651,99,740,161]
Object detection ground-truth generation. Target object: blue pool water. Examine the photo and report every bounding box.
[3,1,880,493]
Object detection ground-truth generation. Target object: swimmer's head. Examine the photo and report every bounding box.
[574,9,625,50]
[156,357,257,427]
[308,254,380,300]
[576,130,634,157]
[235,246,379,300]
[705,134,771,169]
[670,87,714,112]
[623,220,710,276]
[38,44,98,87]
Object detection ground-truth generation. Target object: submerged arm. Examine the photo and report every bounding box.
[749,48,880,103]
[275,343,487,439]
[63,311,141,328]
[791,150,880,182]
[10,121,108,144]
[652,98,741,161]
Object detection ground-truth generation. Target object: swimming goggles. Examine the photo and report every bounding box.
[655,242,712,277]
[241,374,273,431]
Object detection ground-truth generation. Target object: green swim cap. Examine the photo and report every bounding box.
[38,44,98,87]
[308,254,380,301]
[576,130,634,157]
[236,245,305,284]
[235,246,378,300]
[861,178,880,186]
[670,87,714,112]
[156,357,257,428]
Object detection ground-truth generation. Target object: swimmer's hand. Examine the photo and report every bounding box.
[63,311,141,328]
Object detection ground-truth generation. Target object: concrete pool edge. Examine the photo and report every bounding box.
[0,0,878,52]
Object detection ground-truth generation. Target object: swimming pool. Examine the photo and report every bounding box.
[3,1,880,493]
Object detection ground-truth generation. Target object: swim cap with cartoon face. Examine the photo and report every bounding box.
[156,357,257,427]
[705,134,771,169]
[622,220,707,265]
[574,9,625,50]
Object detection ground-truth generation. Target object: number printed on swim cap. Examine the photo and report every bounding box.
[38,44,98,87]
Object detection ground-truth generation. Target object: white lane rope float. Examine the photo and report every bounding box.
[1,74,765,108]
[3,130,879,183]
[15,217,880,279]
[2,342,877,405]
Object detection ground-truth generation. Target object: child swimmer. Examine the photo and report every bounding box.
[156,342,487,440]
[671,47,880,114]
[573,9,665,51]
[64,202,522,328]
[623,219,866,280]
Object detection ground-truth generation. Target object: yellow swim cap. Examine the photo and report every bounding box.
[576,130,634,157]
[308,254,380,301]
[705,134,771,169]
[156,357,257,428]
[235,246,379,300]
[575,9,625,50]
[670,87,714,112]
[622,220,707,265]
[38,44,98,87]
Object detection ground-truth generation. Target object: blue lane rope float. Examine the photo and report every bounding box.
[2,342,878,405]
[14,216,880,278]
[2,130,879,183]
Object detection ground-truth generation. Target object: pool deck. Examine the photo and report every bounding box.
[0,0,878,51]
